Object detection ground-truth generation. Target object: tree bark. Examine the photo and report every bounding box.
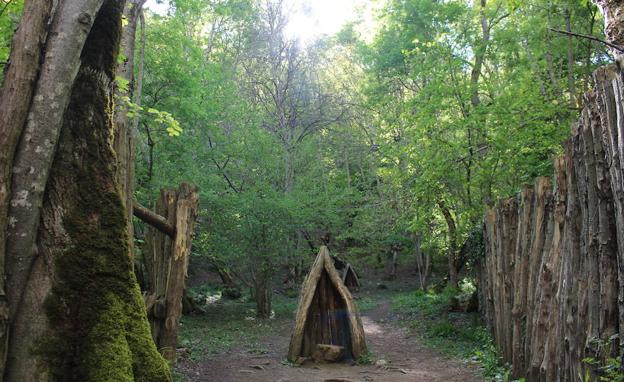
[1,1,172,380]
[143,184,199,360]
[0,1,54,376]
[511,186,535,377]
[134,200,176,238]
[593,0,624,59]
[413,233,430,290]
[114,0,147,259]
[438,201,459,287]
[255,275,272,319]
[482,61,624,380]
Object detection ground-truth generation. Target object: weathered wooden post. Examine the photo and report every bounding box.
[134,182,199,360]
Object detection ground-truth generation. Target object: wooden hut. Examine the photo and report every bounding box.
[342,263,360,292]
[288,246,367,362]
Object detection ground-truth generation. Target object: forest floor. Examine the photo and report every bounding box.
[174,275,489,382]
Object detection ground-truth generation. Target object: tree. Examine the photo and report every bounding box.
[357,0,606,286]
[0,0,171,380]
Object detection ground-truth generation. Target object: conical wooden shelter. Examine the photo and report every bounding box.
[342,263,360,292]
[288,246,367,362]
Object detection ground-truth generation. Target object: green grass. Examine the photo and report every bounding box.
[173,371,190,382]
[392,284,513,381]
[355,295,379,312]
[177,284,377,364]
[177,293,298,361]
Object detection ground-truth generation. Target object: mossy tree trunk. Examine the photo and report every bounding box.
[0,0,172,380]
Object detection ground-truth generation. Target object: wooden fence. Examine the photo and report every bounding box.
[480,65,624,381]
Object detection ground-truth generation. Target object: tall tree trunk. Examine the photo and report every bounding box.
[0,1,54,376]
[114,0,146,259]
[438,201,459,287]
[1,1,172,380]
[470,0,490,109]
[565,7,577,108]
[255,275,272,319]
[593,0,624,370]
[413,233,430,290]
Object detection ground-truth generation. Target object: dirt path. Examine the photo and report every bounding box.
[176,299,484,382]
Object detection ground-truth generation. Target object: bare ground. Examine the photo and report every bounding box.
[176,299,484,382]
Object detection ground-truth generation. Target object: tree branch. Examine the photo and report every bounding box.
[548,28,624,53]
[133,201,176,238]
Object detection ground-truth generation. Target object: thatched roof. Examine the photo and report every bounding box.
[287,246,367,361]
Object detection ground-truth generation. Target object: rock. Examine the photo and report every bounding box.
[295,357,307,366]
[375,359,388,367]
[312,344,345,363]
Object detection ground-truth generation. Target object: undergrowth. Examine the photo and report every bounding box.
[177,292,298,362]
[392,281,514,381]
[177,284,376,364]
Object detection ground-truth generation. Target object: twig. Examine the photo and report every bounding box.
[548,28,624,53]
[0,0,14,19]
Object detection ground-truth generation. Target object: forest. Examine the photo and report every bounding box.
[0,0,623,381]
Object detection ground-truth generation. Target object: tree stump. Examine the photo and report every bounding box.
[142,183,199,360]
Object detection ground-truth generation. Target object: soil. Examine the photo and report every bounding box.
[176,299,484,382]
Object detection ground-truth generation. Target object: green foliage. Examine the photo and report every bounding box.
[354,0,608,272]
[581,336,624,382]
[177,293,297,360]
[129,0,610,340]
[392,284,512,381]
[0,0,24,85]
[114,78,183,137]
[354,351,376,365]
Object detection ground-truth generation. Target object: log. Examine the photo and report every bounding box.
[312,344,345,363]
[511,186,535,377]
[133,200,176,238]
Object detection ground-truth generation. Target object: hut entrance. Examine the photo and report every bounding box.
[288,246,367,363]
[301,269,353,359]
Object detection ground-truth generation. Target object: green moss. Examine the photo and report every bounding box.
[81,294,134,382]
[125,283,173,382]
[34,18,172,380]
[39,177,172,381]
[31,1,173,378]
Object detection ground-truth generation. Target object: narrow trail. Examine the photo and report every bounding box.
[177,300,484,382]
